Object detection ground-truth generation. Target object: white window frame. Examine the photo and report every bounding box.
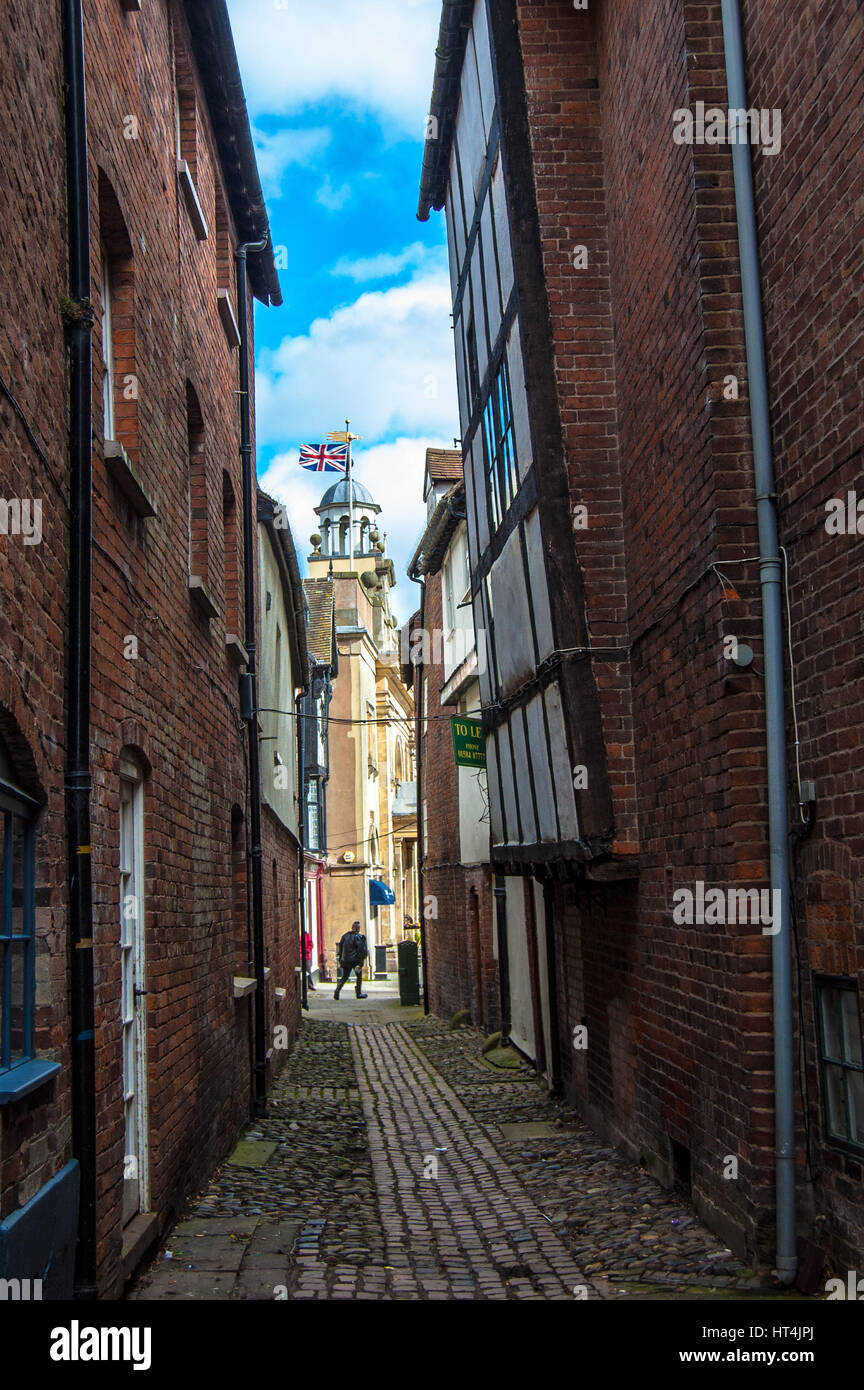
[102,254,116,440]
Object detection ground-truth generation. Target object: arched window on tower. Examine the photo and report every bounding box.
[359,517,370,553]
[338,516,350,554]
[321,520,331,555]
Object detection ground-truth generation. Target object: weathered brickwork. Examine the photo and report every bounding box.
[739,0,864,1272]
[0,0,294,1298]
[0,0,73,1240]
[505,0,863,1272]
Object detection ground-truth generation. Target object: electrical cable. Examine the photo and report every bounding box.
[0,368,67,501]
[258,704,485,727]
[780,545,807,822]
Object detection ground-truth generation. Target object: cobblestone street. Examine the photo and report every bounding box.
[128,984,802,1302]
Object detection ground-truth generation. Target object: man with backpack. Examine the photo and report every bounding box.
[334,920,369,1000]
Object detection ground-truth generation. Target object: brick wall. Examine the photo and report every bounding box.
[0,0,292,1297]
[502,0,864,1272]
[0,0,72,1229]
[740,0,864,1272]
[507,0,786,1265]
[421,569,498,1031]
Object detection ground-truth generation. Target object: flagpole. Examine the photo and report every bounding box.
[347,417,354,567]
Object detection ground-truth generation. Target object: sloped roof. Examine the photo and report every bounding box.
[408,481,465,579]
[184,1,281,306]
[417,1,475,222]
[303,578,336,666]
[426,447,463,484]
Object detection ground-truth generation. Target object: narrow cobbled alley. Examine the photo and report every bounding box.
[128,985,797,1303]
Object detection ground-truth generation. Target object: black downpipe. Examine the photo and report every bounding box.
[297,690,308,1011]
[413,578,430,1014]
[542,879,561,1095]
[62,0,97,1300]
[236,239,268,1116]
[494,873,511,1045]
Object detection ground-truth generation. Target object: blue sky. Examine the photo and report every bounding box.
[227,0,458,622]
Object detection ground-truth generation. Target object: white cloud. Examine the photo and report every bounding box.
[331,241,432,283]
[255,266,458,447]
[259,436,451,623]
[252,126,332,199]
[227,0,441,135]
[316,175,352,212]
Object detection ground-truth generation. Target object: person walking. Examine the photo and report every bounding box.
[301,930,316,991]
[334,920,369,999]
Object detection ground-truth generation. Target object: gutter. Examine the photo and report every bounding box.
[297,686,308,1011]
[62,0,97,1300]
[184,0,282,306]
[408,577,430,1014]
[417,0,474,221]
[236,237,270,1117]
[408,483,464,579]
[721,0,797,1285]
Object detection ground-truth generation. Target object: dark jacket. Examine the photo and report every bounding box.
[337,929,368,966]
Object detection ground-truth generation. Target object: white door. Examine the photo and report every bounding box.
[120,771,148,1225]
[505,876,536,1060]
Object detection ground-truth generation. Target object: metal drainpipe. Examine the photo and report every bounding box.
[235,237,269,1116]
[62,0,97,1300]
[297,689,308,1011]
[721,0,797,1285]
[410,570,430,1014]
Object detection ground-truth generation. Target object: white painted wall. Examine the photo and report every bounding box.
[258,528,298,834]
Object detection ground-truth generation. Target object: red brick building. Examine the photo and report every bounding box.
[0,0,297,1299]
[419,0,863,1283]
[409,449,497,1031]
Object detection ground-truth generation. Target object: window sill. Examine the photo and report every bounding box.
[104,440,157,519]
[119,0,142,11]
[217,290,241,350]
[225,634,249,667]
[177,160,209,240]
[189,576,218,620]
[0,1059,61,1105]
[233,976,256,999]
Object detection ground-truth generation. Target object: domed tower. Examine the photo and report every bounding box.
[308,477,382,568]
[304,469,415,977]
[307,472,398,649]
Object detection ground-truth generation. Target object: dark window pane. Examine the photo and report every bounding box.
[841,989,863,1066]
[8,937,28,1064]
[821,987,844,1060]
[848,1070,864,1145]
[10,813,27,939]
[824,1062,847,1139]
[0,812,7,937]
[0,940,5,1065]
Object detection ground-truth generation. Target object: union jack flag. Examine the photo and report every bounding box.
[299,443,348,472]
